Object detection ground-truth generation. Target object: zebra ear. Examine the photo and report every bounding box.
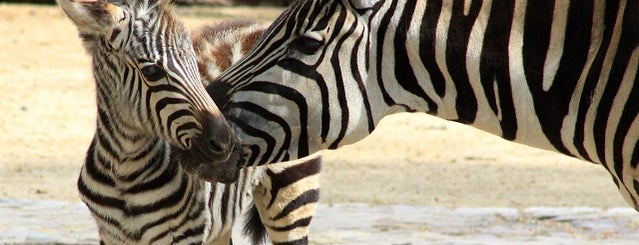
[349,0,380,10]
[57,0,124,35]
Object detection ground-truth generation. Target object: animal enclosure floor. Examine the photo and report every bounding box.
[1,199,638,245]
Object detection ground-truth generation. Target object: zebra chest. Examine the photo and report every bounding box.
[82,165,210,243]
[89,186,210,244]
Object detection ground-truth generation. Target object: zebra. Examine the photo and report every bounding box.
[192,20,322,245]
[59,0,320,244]
[206,0,639,211]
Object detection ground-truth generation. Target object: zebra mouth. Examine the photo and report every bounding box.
[177,143,245,183]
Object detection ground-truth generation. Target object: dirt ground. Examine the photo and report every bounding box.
[0,3,629,209]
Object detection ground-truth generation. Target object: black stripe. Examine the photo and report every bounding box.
[246,145,261,166]
[480,0,517,140]
[269,217,312,232]
[82,202,121,228]
[394,0,438,114]
[272,189,320,220]
[119,143,164,181]
[83,140,115,187]
[124,159,177,194]
[273,237,308,245]
[276,57,331,144]
[420,0,446,98]
[446,0,482,123]
[220,184,231,225]
[172,224,207,244]
[227,101,290,163]
[574,1,617,162]
[225,108,278,164]
[524,0,593,156]
[350,23,375,134]
[131,175,199,238]
[327,9,355,149]
[123,171,188,216]
[241,81,310,158]
[375,0,400,106]
[606,0,639,186]
[265,157,321,209]
[77,176,123,210]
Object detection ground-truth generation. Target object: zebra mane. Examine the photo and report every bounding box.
[110,0,171,9]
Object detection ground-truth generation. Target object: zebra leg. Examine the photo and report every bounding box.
[206,168,263,245]
[206,231,232,245]
[247,155,322,244]
[611,167,639,211]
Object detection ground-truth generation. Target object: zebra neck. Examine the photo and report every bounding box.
[90,43,154,141]
[93,118,170,178]
[83,131,213,242]
[92,70,168,178]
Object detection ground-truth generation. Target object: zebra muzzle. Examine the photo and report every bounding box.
[194,143,245,183]
[178,144,245,183]
[178,142,244,183]
[193,114,235,162]
[178,114,245,183]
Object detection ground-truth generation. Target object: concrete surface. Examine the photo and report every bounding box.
[1,199,638,245]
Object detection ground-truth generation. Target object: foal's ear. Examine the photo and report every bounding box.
[349,0,380,10]
[57,0,124,35]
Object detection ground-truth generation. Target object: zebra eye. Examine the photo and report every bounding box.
[141,64,165,82]
[289,36,323,55]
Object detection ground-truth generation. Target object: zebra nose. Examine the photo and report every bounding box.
[197,114,234,162]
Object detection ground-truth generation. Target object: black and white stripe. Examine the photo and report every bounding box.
[61,0,321,242]
[193,20,322,245]
[60,0,237,243]
[210,0,639,210]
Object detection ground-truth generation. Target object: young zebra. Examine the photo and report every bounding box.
[59,0,319,244]
[207,0,639,211]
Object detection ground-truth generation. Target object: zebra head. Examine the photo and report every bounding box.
[59,0,242,182]
[208,0,379,166]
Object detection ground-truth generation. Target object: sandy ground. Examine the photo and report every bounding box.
[0,3,630,210]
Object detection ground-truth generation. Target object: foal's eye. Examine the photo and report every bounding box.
[289,35,324,55]
[141,64,165,82]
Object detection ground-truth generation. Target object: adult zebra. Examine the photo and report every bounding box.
[60,0,320,244]
[193,20,322,245]
[207,0,639,210]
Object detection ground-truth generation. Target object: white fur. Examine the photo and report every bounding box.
[57,0,123,35]
[350,0,380,10]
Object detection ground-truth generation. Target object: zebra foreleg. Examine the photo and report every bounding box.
[206,232,232,245]
[247,155,322,245]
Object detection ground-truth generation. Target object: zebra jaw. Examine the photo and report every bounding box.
[176,143,246,183]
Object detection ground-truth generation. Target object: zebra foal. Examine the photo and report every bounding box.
[59,0,320,243]
[207,0,639,211]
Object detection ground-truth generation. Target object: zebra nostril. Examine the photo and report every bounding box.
[209,139,224,153]
[201,114,234,160]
